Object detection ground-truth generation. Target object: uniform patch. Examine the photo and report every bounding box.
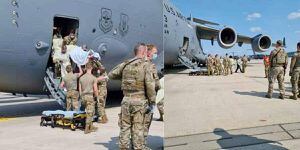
[99,8,113,33]
[119,13,129,36]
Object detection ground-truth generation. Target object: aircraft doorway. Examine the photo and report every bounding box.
[180,37,189,55]
[48,16,79,78]
[53,16,79,38]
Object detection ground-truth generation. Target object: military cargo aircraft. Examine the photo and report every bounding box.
[163,0,272,70]
[0,0,163,106]
[0,0,271,107]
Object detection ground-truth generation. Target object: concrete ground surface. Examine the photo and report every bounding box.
[165,59,300,149]
[0,92,163,150]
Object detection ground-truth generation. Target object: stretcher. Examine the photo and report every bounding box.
[40,110,86,131]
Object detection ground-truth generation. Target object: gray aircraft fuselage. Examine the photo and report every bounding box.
[163,0,206,66]
[0,0,163,94]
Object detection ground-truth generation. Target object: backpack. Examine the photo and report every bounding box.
[274,49,286,65]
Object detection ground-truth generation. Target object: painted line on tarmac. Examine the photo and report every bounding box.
[0,117,14,122]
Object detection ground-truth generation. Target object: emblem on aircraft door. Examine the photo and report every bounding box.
[99,8,113,33]
[119,13,129,36]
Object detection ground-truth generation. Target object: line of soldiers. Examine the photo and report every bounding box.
[206,53,248,76]
[109,43,163,150]
[265,40,300,101]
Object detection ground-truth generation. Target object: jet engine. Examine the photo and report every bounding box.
[251,35,272,52]
[217,27,237,49]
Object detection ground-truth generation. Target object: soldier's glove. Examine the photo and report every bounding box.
[289,72,292,76]
[146,104,154,114]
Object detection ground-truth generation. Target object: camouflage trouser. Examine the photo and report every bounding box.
[143,110,153,145]
[66,90,79,111]
[215,65,222,75]
[82,95,95,124]
[220,65,224,75]
[119,97,147,150]
[207,65,214,76]
[229,65,233,74]
[224,65,229,75]
[268,67,285,96]
[291,68,300,95]
[265,66,270,78]
[54,63,61,78]
[97,86,107,118]
[242,64,247,73]
[157,98,164,116]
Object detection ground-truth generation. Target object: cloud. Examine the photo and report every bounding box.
[247,13,261,21]
[250,27,262,32]
[288,11,300,20]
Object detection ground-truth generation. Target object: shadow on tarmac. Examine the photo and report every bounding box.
[214,128,288,150]
[165,66,188,75]
[94,135,163,150]
[233,91,269,98]
[234,90,296,100]
[0,91,123,118]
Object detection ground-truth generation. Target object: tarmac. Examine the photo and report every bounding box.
[0,92,163,150]
[165,59,300,150]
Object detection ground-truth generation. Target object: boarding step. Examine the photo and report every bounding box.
[178,55,199,70]
[44,68,66,109]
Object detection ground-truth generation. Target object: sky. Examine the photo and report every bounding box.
[171,0,300,56]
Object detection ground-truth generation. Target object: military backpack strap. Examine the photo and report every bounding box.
[121,58,141,73]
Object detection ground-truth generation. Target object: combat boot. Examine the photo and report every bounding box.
[98,115,108,124]
[157,112,164,121]
[89,123,98,132]
[279,94,285,100]
[265,94,272,99]
[84,124,91,134]
[290,93,298,100]
[157,116,163,121]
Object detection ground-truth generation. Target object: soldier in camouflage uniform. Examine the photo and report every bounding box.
[223,54,229,76]
[265,40,288,99]
[242,55,248,73]
[214,54,222,75]
[63,30,77,45]
[60,65,82,111]
[108,43,156,150]
[206,54,214,76]
[289,42,300,100]
[92,58,109,123]
[143,44,162,145]
[79,62,99,134]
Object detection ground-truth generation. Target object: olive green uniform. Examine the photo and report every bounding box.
[242,56,248,73]
[79,74,97,126]
[143,61,161,144]
[267,47,288,98]
[109,58,156,150]
[289,52,300,99]
[62,73,80,111]
[93,60,108,122]
[206,56,214,76]
[223,57,229,75]
[214,57,222,75]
